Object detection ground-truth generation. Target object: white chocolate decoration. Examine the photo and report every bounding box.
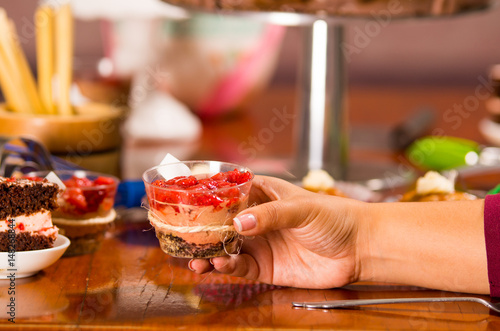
[416,171,455,195]
[45,171,66,190]
[302,169,335,191]
[158,153,191,180]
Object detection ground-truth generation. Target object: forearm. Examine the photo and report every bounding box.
[358,200,489,294]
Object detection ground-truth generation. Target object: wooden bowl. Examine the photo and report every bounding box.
[0,103,123,154]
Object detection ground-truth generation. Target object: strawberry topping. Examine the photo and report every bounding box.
[150,169,251,210]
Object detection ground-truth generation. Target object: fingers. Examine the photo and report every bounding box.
[211,254,261,281]
[236,175,316,237]
[188,238,272,282]
[234,197,313,237]
[249,175,306,204]
[189,255,261,281]
[188,258,213,274]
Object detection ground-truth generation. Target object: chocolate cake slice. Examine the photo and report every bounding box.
[0,177,60,251]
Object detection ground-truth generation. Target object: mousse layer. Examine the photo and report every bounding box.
[0,210,58,252]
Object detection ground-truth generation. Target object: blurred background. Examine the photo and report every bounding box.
[2,0,500,183]
[5,0,500,89]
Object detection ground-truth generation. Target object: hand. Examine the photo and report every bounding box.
[189,175,365,289]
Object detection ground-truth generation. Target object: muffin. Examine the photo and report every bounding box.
[400,171,476,202]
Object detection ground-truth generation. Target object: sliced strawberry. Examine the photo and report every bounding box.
[94,176,115,186]
[210,172,227,182]
[175,176,198,188]
[150,169,251,208]
[64,188,88,213]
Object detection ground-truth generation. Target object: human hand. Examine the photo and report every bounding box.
[188,175,365,289]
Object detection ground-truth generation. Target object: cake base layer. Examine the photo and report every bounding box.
[53,209,116,238]
[0,231,56,251]
[53,209,116,256]
[156,231,239,258]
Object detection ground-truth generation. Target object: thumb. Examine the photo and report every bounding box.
[233,198,311,236]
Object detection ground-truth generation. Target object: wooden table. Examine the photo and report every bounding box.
[2,85,500,330]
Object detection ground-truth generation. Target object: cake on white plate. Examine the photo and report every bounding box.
[0,177,59,251]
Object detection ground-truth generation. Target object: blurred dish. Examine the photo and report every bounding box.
[163,0,495,20]
[479,118,500,147]
[149,14,285,118]
[0,235,70,279]
[0,103,122,153]
[455,164,500,198]
[400,171,477,202]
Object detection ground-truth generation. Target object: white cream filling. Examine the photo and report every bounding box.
[52,209,116,226]
[148,211,235,234]
[416,171,455,195]
[0,210,58,236]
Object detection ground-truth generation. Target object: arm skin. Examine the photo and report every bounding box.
[189,175,489,295]
[360,199,488,294]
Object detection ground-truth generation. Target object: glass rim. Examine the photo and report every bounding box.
[143,160,254,193]
[25,170,120,190]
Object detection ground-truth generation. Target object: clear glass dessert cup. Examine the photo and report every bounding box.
[143,161,254,259]
[27,170,119,220]
[26,170,119,256]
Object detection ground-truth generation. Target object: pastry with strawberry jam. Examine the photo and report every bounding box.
[0,177,59,251]
[145,168,253,258]
[400,171,476,202]
[302,169,346,197]
[50,172,119,256]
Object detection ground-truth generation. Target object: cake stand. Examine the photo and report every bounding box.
[161,0,498,184]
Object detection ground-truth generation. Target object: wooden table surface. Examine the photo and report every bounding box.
[2,84,500,330]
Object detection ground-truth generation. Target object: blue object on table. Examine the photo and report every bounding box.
[115,180,146,208]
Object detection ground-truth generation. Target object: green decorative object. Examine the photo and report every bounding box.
[405,136,481,171]
[488,184,500,195]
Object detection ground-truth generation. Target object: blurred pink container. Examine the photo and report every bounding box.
[104,13,285,118]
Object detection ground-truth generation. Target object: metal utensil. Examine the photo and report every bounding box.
[292,297,500,313]
[0,136,81,177]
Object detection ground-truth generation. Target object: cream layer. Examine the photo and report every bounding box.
[0,210,58,236]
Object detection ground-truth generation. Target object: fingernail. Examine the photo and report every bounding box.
[188,259,195,271]
[234,214,257,232]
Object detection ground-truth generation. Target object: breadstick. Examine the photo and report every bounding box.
[8,20,45,114]
[54,3,74,115]
[0,9,32,113]
[36,5,56,114]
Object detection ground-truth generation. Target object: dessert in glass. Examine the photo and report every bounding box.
[143,161,253,259]
[26,170,119,256]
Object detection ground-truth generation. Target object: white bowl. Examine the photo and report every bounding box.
[0,235,70,279]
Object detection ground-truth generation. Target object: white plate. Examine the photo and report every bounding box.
[0,235,70,279]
